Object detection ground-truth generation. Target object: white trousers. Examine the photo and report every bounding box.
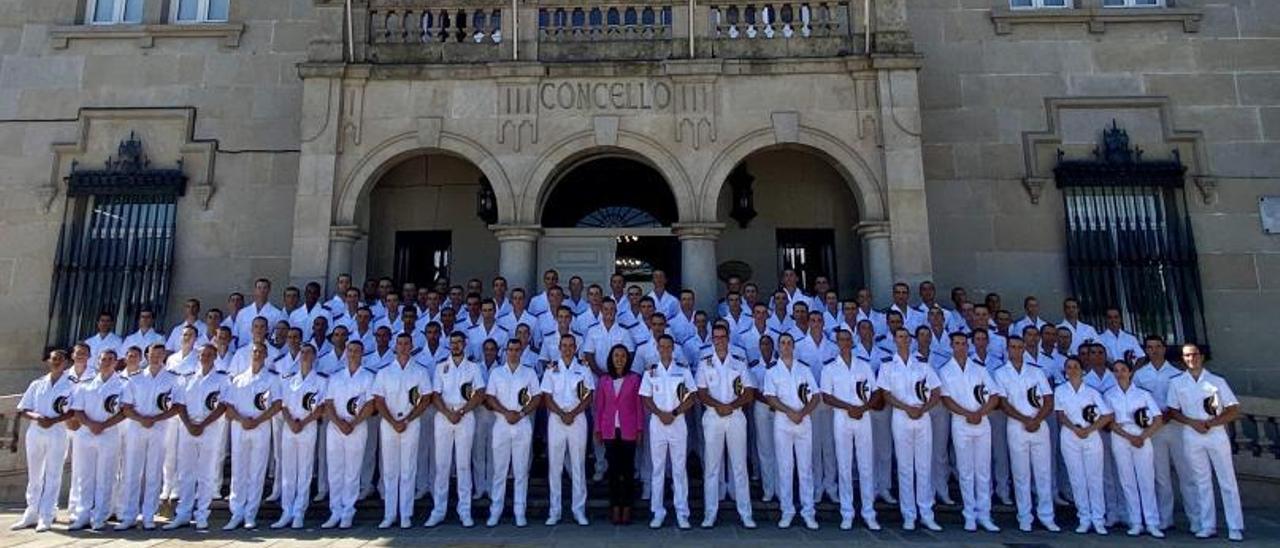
[810,404,837,499]
[471,408,494,496]
[489,418,533,520]
[1008,421,1055,526]
[414,409,435,494]
[121,420,167,523]
[270,415,284,497]
[547,415,588,518]
[314,418,328,496]
[1151,423,1197,528]
[870,408,894,495]
[22,424,68,524]
[1060,429,1105,526]
[891,411,934,523]
[71,430,120,524]
[751,404,777,500]
[162,419,180,499]
[989,411,1011,501]
[1183,427,1243,533]
[280,422,318,518]
[703,410,752,521]
[951,418,992,522]
[649,415,689,520]
[174,421,226,522]
[834,412,876,522]
[359,415,379,494]
[1110,432,1159,529]
[326,420,368,519]
[1100,432,1124,524]
[431,411,475,520]
[228,421,272,520]
[380,419,422,522]
[929,405,953,499]
[773,415,815,520]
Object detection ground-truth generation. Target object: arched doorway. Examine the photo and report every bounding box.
[538,155,681,289]
[715,146,864,297]
[360,153,499,287]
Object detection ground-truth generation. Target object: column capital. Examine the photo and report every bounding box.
[853,221,891,239]
[329,224,365,242]
[672,222,725,241]
[490,224,543,242]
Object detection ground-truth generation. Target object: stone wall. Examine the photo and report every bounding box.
[0,0,312,391]
[910,0,1280,394]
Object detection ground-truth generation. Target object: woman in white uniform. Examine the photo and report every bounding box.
[1053,356,1113,535]
[1103,359,1165,538]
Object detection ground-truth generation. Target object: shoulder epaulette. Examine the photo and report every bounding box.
[363,349,375,356]
[880,355,894,362]
[317,371,329,379]
[320,303,332,312]
[748,359,760,367]
[874,334,886,342]
[571,329,584,337]
[877,346,893,355]
[542,329,556,338]
[619,320,638,330]
[797,359,812,368]
[214,370,229,376]
[266,369,279,376]
[317,349,333,360]
[273,354,288,362]
[361,366,378,375]
[973,358,986,367]
[916,354,928,362]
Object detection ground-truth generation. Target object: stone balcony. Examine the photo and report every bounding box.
[338,0,892,65]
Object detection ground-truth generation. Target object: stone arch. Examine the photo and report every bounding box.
[519,129,697,223]
[700,126,888,222]
[334,131,516,226]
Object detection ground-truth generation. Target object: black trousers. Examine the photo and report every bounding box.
[604,432,637,508]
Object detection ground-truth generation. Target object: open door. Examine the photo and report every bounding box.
[537,229,619,288]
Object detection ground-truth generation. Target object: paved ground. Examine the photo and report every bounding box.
[2,498,1278,547]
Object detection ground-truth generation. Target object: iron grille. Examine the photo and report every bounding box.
[45,133,185,350]
[1055,121,1208,351]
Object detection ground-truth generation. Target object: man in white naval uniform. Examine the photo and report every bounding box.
[1057,298,1099,355]
[222,342,282,530]
[235,278,286,350]
[820,329,883,531]
[939,333,1003,533]
[271,344,328,530]
[424,332,488,528]
[1164,343,1244,542]
[165,299,206,352]
[372,334,434,529]
[878,327,943,532]
[528,269,560,317]
[762,333,820,530]
[795,311,838,503]
[164,345,230,530]
[1133,335,1197,532]
[116,344,180,530]
[993,336,1059,532]
[485,339,543,527]
[67,350,129,531]
[322,340,377,529]
[696,325,758,529]
[122,309,166,358]
[12,350,76,533]
[541,335,595,526]
[647,270,681,321]
[83,312,124,362]
[640,335,697,530]
[1098,307,1144,364]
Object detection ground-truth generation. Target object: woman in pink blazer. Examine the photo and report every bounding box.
[594,344,644,525]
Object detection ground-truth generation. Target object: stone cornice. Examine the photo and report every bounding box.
[48,23,245,49]
[990,7,1202,35]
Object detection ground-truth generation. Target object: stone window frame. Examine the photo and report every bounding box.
[51,0,242,49]
[1009,0,1073,10]
[168,0,230,24]
[992,0,1200,34]
[85,0,144,25]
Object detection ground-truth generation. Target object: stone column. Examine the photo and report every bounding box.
[857,221,893,308]
[673,223,724,310]
[290,68,345,287]
[877,61,934,285]
[325,225,364,292]
[493,225,542,293]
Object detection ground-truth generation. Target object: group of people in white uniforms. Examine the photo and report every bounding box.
[10,271,1248,542]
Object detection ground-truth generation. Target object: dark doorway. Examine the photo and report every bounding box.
[542,157,678,228]
[394,230,452,287]
[776,228,836,291]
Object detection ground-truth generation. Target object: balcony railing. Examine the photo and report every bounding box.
[359,0,864,64]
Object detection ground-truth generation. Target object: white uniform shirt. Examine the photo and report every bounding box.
[1053,381,1110,429]
[795,333,838,383]
[876,352,941,408]
[226,367,279,422]
[819,353,878,408]
[84,332,124,361]
[325,365,377,423]
[763,359,818,412]
[175,368,231,424]
[1084,368,1118,394]
[499,310,539,339]
[647,290,681,321]
[373,358,433,421]
[122,367,180,418]
[288,303,329,332]
[228,344,282,377]
[487,362,541,421]
[736,323,773,365]
[1133,361,1182,411]
[164,320,206,352]
[276,369,328,420]
[18,372,77,419]
[1165,369,1239,425]
[432,356,486,412]
[235,302,286,347]
[540,358,595,411]
[121,328,165,355]
[70,372,128,429]
[639,360,696,414]
[1057,319,1099,354]
[466,322,510,362]
[938,358,1004,415]
[992,361,1053,420]
[1037,349,1066,386]
[1098,329,1143,363]
[539,330,584,366]
[1105,384,1161,436]
[696,351,753,407]
[585,320,635,361]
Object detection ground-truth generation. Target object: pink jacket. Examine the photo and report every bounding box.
[594,372,644,441]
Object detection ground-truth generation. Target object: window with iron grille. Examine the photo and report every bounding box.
[46,133,185,351]
[1055,121,1208,350]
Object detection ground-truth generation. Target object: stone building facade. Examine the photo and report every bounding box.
[0,0,1275,393]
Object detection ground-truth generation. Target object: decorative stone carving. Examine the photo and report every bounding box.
[497,82,539,152]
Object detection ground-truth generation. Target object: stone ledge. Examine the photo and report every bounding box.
[990,7,1202,35]
[48,22,245,49]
